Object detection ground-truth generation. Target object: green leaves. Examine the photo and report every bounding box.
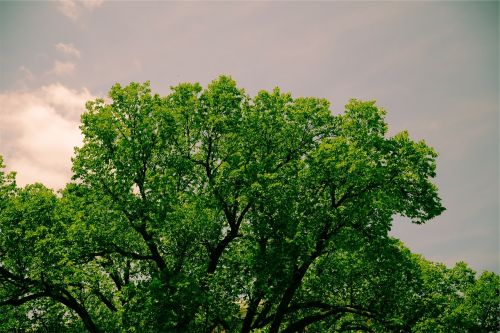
[0,76,495,332]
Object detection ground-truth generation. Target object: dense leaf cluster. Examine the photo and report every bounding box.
[0,76,498,332]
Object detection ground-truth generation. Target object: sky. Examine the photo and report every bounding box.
[0,1,498,273]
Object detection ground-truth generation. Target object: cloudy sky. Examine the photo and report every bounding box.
[0,1,498,273]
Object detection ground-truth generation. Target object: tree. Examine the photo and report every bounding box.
[401,258,500,333]
[0,76,497,332]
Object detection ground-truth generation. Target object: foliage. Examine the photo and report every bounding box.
[0,77,498,332]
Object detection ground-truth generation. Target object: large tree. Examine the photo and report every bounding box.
[1,76,498,332]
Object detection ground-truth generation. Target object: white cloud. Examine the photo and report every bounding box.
[55,42,81,58]
[49,60,76,76]
[56,0,104,21]
[0,84,94,189]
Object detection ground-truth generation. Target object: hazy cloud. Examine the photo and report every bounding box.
[82,0,104,11]
[19,66,35,81]
[56,0,103,21]
[14,66,35,89]
[49,60,76,76]
[56,0,79,21]
[55,42,81,58]
[0,84,94,189]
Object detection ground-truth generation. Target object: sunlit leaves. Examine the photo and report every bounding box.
[1,76,495,332]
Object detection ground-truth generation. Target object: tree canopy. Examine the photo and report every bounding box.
[0,76,498,332]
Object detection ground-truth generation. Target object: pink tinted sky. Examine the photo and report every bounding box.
[0,1,498,272]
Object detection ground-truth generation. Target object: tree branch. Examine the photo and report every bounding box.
[0,292,49,307]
